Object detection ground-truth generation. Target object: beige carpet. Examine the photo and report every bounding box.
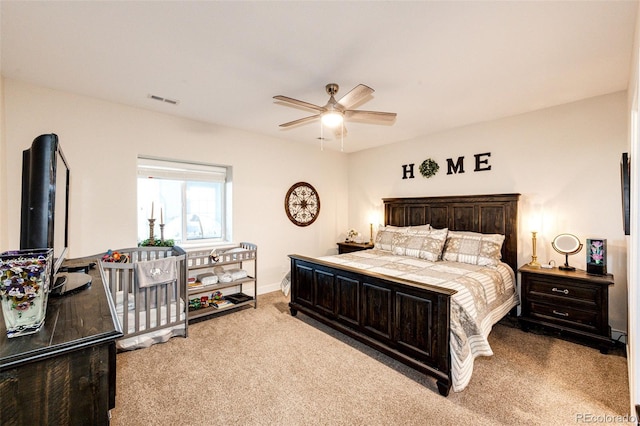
[111,291,630,426]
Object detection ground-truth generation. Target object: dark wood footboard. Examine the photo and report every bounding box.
[289,254,455,396]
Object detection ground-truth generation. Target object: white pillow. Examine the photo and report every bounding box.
[407,224,432,232]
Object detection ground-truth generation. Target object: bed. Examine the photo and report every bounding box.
[98,246,188,351]
[288,193,520,396]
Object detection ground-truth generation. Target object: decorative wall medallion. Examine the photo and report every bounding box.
[285,182,320,227]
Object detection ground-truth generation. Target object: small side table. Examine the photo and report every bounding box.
[518,265,614,353]
[337,241,374,254]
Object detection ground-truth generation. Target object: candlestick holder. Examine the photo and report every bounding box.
[160,224,165,243]
[148,219,156,246]
[529,231,540,268]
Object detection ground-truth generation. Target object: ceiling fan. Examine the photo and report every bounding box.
[273,83,397,138]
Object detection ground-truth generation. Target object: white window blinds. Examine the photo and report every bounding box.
[137,157,227,183]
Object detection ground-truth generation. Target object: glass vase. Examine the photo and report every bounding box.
[0,249,53,338]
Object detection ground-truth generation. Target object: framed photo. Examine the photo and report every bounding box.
[586,238,607,275]
[621,153,630,236]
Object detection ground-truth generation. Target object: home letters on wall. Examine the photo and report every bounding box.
[402,152,492,179]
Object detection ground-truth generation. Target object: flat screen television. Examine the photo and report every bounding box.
[20,134,91,294]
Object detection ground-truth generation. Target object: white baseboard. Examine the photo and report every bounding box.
[257,281,283,296]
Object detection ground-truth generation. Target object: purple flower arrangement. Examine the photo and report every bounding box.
[1,262,46,311]
[0,249,52,337]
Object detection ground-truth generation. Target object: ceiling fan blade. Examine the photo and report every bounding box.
[273,95,325,112]
[279,114,320,128]
[345,110,397,123]
[336,84,374,109]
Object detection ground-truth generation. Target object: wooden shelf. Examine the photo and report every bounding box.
[186,243,257,322]
[188,297,256,320]
[188,276,256,293]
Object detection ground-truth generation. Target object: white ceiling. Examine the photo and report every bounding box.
[1,1,638,153]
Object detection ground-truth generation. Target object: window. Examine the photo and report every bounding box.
[137,156,232,246]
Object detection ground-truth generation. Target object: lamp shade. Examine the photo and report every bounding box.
[321,111,343,127]
[528,212,542,232]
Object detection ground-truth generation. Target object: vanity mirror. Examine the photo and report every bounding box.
[552,233,583,271]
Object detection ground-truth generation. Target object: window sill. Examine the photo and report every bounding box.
[177,240,234,251]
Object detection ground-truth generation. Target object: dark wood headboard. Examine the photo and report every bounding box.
[383,193,520,273]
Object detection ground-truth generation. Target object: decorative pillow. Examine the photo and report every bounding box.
[391,230,429,256]
[392,228,448,261]
[374,226,409,251]
[442,231,505,266]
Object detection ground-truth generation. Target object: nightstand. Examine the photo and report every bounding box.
[518,265,614,353]
[337,241,374,254]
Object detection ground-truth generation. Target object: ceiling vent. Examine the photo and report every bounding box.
[148,94,179,105]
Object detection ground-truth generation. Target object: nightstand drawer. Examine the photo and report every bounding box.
[518,265,613,352]
[337,242,374,254]
[527,300,600,333]
[526,276,598,305]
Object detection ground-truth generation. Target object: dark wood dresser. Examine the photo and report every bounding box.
[0,255,122,425]
[337,241,374,254]
[518,265,613,353]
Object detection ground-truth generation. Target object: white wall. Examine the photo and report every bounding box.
[0,76,6,251]
[347,92,629,334]
[626,2,640,416]
[1,78,349,293]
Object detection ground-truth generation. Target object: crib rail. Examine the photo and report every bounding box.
[98,246,188,349]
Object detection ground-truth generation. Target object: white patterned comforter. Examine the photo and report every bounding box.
[318,249,519,392]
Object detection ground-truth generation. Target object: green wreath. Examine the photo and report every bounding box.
[419,158,440,178]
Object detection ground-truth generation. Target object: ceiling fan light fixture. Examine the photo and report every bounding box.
[321,111,343,128]
[274,83,396,147]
